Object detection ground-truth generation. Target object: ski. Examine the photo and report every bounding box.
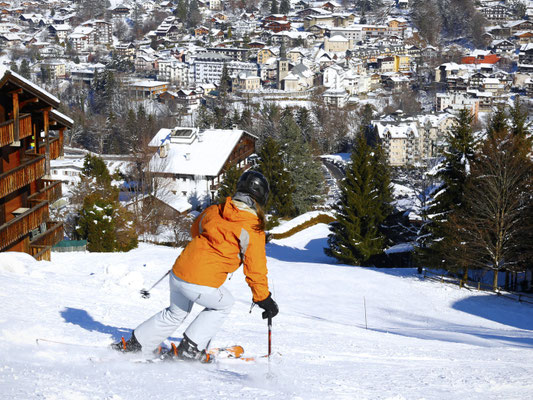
[208,345,244,359]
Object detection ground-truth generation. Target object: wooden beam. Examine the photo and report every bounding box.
[8,88,23,95]
[44,109,50,176]
[12,91,19,141]
[19,97,38,108]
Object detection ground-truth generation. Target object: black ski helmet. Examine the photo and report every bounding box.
[235,170,270,208]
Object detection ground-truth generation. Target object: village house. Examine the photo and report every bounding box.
[0,67,73,260]
[232,71,261,91]
[148,126,257,209]
[129,80,169,100]
[323,35,353,52]
[372,113,455,167]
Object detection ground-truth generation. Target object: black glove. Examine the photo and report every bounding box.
[255,293,279,319]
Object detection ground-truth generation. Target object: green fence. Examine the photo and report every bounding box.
[52,240,87,252]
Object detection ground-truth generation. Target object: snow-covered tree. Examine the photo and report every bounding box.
[326,132,389,265]
[257,136,295,218]
[279,110,324,214]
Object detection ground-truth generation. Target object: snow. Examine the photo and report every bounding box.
[1,225,533,399]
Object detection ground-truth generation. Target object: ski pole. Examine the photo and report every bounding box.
[140,270,171,299]
[267,316,272,358]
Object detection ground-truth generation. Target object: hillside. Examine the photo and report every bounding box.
[1,222,532,399]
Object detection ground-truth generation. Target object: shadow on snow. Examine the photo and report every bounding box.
[266,237,334,264]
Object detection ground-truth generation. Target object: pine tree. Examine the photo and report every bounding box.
[280,109,324,214]
[74,155,138,252]
[422,109,478,270]
[19,59,31,79]
[270,0,279,14]
[429,109,477,223]
[508,96,530,138]
[257,136,295,217]
[296,107,315,144]
[217,164,242,203]
[326,133,385,265]
[279,0,290,14]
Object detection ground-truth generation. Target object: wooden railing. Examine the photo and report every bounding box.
[28,179,62,206]
[31,245,51,261]
[0,154,46,198]
[30,220,63,248]
[37,136,63,160]
[0,201,49,251]
[0,114,32,147]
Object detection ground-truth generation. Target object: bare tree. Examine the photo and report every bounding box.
[444,131,533,290]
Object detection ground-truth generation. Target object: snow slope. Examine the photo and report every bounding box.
[1,223,533,399]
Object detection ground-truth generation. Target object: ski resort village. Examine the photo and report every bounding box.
[1,0,533,399]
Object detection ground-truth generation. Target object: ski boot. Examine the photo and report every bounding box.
[111,332,142,353]
[161,335,213,363]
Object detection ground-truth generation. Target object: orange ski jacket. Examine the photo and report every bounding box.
[172,197,270,302]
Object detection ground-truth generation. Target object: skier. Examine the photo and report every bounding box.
[112,171,279,362]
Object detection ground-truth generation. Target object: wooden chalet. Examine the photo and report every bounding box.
[0,68,72,260]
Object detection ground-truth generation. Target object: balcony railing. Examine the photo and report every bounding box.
[30,220,63,249]
[0,154,46,199]
[0,114,32,147]
[28,179,62,206]
[0,201,49,251]
[37,136,63,160]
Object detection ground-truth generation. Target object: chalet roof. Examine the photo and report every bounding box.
[148,128,257,177]
[0,66,60,107]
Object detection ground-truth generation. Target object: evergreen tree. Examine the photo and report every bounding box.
[429,109,477,223]
[279,0,290,14]
[280,109,324,214]
[271,0,279,14]
[326,133,385,265]
[422,109,478,270]
[217,165,242,203]
[508,96,530,138]
[257,136,295,217]
[196,104,213,129]
[74,155,138,252]
[19,59,31,79]
[219,63,230,96]
[296,107,315,144]
[371,142,393,234]
[9,60,18,73]
[486,105,508,139]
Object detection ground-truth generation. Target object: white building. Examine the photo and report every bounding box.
[158,59,190,87]
[148,127,257,209]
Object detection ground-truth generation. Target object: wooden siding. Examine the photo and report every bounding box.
[0,201,49,251]
[37,136,63,159]
[30,220,63,249]
[0,154,45,198]
[28,179,62,206]
[0,114,32,147]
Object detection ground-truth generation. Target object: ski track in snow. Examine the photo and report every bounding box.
[1,223,533,399]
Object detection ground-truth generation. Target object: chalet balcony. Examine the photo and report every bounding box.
[0,154,46,199]
[30,220,64,261]
[37,135,63,160]
[0,201,49,251]
[0,114,32,147]
[28,179,62,206]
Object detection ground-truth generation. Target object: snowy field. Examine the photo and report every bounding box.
[1,223,533,399]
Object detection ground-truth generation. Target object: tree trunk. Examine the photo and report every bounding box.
[463,267,468,282]
[493,269,499,291]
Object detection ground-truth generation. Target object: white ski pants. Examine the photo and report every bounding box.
[134,272,234,353]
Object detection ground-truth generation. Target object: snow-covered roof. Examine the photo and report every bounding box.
[149,128,256,177]
[153,189,192,213]
[0,66,60,105]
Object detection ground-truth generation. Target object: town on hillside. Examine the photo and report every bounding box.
[1,0,532,291]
